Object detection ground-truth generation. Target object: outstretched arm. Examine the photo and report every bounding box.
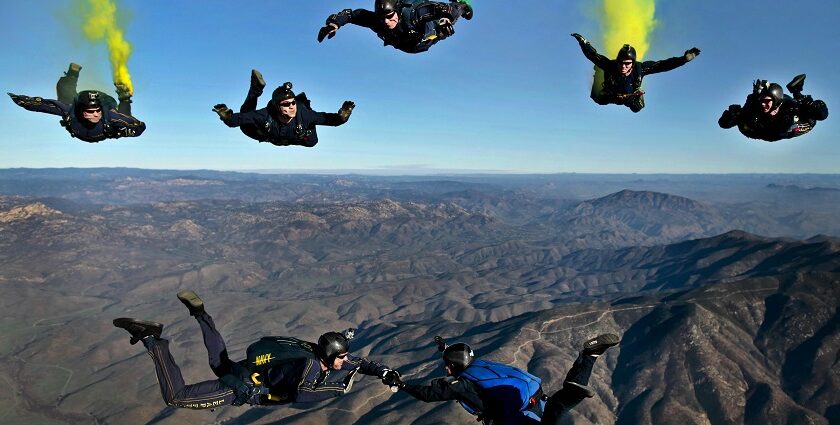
[570,34,611,70]
[108,110,146,138]
[8,93,70,116]
[641,47,700,75]
[344,354,389,377]
[318,9,378,42]
[214,105,269,129]
[306,102,355,127]
[401,378,472,403]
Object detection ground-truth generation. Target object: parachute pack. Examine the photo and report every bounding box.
[245,336,318,376]
[458,359,544,419]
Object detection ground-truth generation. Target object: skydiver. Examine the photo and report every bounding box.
[7,63,146,142]
[113,291,394,409]
[317,0,474,54]
[718,74,828,142]
[382,334,620,424]
[212,80,355,147]
[570,33,701,112]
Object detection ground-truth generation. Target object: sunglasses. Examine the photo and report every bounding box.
[336,353,348,360]
[620,61,633,66]
[83,108,102,113]
[384,11,396,19]
[278,100,296,107]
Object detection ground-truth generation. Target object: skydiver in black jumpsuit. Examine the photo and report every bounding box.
[8,63,145,142]
[571,33,701,112]
[318,0,473,54]
[113,291,393,409]
[212,81,355,147]
[718,75,828,142]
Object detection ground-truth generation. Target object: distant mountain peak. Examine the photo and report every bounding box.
[0,202,63,223]
[582,189,711,213]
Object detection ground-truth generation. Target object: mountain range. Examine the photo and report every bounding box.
[0,169,837,424]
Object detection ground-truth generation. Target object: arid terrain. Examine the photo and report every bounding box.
[0,169,837,424]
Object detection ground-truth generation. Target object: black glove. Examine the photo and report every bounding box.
[8,93,29,105]
[437,18,454,38]
[684,47,701,62]
[318,23,339,42]
[212,103,233,121]
[753,79,768,95]
[381,369,403,388]
[338,101,355,122]
[571,33,588,44]
[434,335,447,352]
[114,83,132,101]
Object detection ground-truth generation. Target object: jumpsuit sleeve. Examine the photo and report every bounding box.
[330,9,379,30]
[342,354,389,377]
[402,378,485,410]
[108,110,146,137]
[639,55,690,75]
[303,106,347,127]
[576,42,612,70]
[223,110,268,129]
[10,95,70,116]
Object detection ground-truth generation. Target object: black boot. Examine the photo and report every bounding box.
[113,318,163,345]
[451,0,473,20]
[582,333,620,355]
[786,74,806,100]
[177,290,205,316]
[66,63,82,78]
[251,69,266,91]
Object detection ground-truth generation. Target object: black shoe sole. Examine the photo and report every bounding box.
[583,333,620,355]
[251,69,266,88]
[113,318,163,345]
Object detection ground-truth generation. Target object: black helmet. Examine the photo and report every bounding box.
[74,90,102,115]
[616,44,637,61]
[317,332,350,367]
[267,82,295,116]
[375,0,399,17]
[760,83,785,108]
[271,82,295,104]
[442,342,474,375]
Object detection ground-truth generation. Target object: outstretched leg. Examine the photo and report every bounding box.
[541,334,620,424]
[114,318,236,409]
[57,63,81,105]
[238,70,267,141]
[240,69,265,113]
[177,290,236,377]
[144,337,237,409]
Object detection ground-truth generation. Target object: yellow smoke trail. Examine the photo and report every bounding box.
[599,0,657,60]
[591,0,658,96]
[77,0,134,94]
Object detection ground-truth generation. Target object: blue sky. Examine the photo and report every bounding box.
[1,0,838,173]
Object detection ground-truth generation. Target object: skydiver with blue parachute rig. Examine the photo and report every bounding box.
[113,290,395,409]
[381,334,620,424]
[318,0,473,54]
